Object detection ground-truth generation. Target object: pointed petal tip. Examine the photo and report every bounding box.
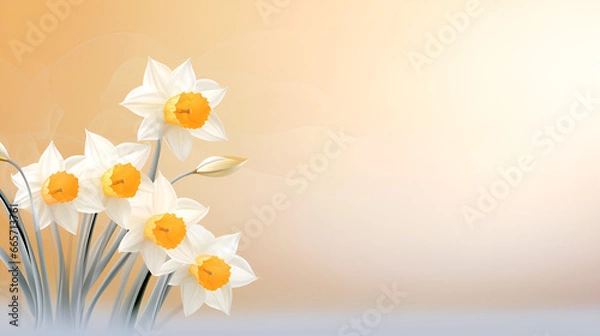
[0,141,9,161]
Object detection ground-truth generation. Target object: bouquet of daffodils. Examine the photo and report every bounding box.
[0,58,256,333]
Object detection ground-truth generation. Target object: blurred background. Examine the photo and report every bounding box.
[1,0,600,334]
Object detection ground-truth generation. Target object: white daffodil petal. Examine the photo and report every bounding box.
[21,164,40,180]
[170,59,196,94]
[121,87,165,118]
[137,117,164,141]
[75,187,105,213]
[157,259,183,276]
[169,268,189,286]
[152,173,177,213]
[118,230,145,252]
[165,237,195,264]
[194,79,221,92]
[181,280,206,316]
[186,225,215,248]
[175,198,208,224]
[164,126,193,161]
[142,244,167,275]
[104,198,131,228]
[50,203,78,234]
[189,112,227,142]
[201,87,227,109]
[207,233,241,260]
[130,197,152,223]
[36,203,53,231]
[66,155,90,181]
[11,171,29,191]
[143,58,172,95]
[13,189,30,209]
[138,174,154,193]
[115,143,150,170]
[204,285,232,315]
[84,131,115,168]
[229,257,258,288]
[0,141,9,160]
[39,142,64,178]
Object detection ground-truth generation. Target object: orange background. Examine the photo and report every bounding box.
[1,0,600,323]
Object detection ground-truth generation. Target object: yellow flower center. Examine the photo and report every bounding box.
[164,92,211,129]
[101,163,141,198]
[144,213,186,249]
[41,171,79,204]
[188,255,231,291]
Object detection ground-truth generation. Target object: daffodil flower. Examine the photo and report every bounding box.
[157,225,257,316]
[80,130,154,227]
[118,172,209,275]
[120,58,228,161]
[11,142,104,233]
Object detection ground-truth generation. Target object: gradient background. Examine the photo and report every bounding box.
[1,0,600,335]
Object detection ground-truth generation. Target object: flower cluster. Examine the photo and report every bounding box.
[8,58,256,319]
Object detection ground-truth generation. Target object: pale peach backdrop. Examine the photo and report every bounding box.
[1,0,600,320]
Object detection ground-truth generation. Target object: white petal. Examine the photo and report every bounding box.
[0,141,9,160]
[35,202,53,231]
[65,155,89,179]
[187,225,215,249]
[189,112,227,142]
[143,58,172,95]
[75,187,104,213]
[138,174,154,193]
[121,86,165,118]
[39,142,64,177]
[156,259,186,276]
[164,126,193,161]
[174,198,209,224]
[13,189,30,209]
[169,268,189,286]
[165,237,195,264]
[104,198,131,227]
[11,164,40,191]
[228,256,258,288]
[207,233,240,260]
[137,117,165,141]
[152,172,177,213]
[84,130,115,168]
[156,259,184,276]
[118,229,145,252]
[194,79,221,92]
[181,280,206,316]
[115,143,150,170]
[141,244,167,275]
[201,87,227,109]
[170,59,196,93]
[204,284,232,315]
[50,203,78,234]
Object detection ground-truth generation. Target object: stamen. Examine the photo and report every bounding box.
[49,188,64,194]
[113,179,126,185]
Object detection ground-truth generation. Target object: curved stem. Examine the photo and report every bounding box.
[83,253,132,327]
[8,159,52,326]
[170,171,193,184]
[0,189,39,321]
